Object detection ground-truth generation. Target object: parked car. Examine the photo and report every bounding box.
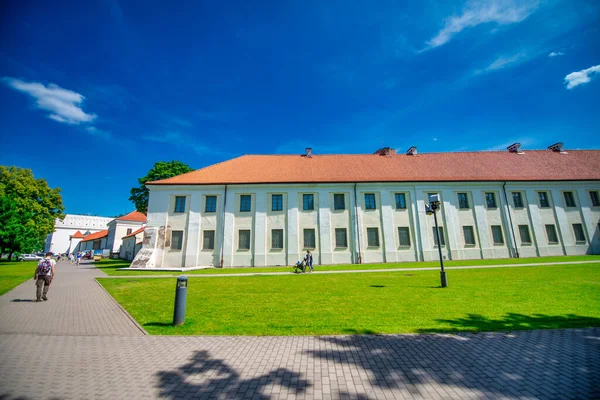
[19,254,43,261]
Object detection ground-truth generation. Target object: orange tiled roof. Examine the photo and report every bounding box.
[122,227,145,239]
[81,229,108,242]
[71,231,84,239]
[148,150,600,185]
[116,211,147,222]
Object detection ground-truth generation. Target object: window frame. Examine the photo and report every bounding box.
[271,194,283,212]
[335,228,347,248]
[457,193,470,209]
[398,227,411,247]
[364,193,376,210]
[205,195,217,213]
[572,223,586,243]
[171,230,184,250]
[432,226,445,247]
[271,229,284,249]
[174,196,186,213]
[240,195,252,212]
[238,229,251,250]
[302,194,314,211]
[563,191,576,208]
[367,227,380,247]
[537,192,550,208]
[462,226,476,246]
[333,194,345,211]
[590,191,600,207]
[126,228,132,235]
[545,224,559,244]
[395,193,407,210]
[485,192,497,209]
[512,192,524,208]
[303,228,316,249]
[518,225,532,245]
[491,225,504,245]
[203,230,215,250]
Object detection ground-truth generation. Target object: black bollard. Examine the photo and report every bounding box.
[173,276,188,326]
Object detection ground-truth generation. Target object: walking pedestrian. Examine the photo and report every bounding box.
[34,252,55,302]
[305,250,314,273]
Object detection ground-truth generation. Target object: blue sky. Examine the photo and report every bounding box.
[1,0,599,217]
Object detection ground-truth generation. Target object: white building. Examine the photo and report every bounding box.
[133,145,600,269]
[121,227,145,261]
[45,214,113,254]
[105,211,147,257]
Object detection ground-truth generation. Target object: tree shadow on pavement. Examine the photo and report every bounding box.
[156,350,310,399]
[305,314,600,399]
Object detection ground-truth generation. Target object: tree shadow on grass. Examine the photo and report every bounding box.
[417,313,600,333]
[156,350,310,399]
[306,314,600,399]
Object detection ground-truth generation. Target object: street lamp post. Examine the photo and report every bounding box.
[426,194,448,288]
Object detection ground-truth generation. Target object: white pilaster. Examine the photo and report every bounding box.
[254,191,267,267]
[380,190,396,262]
[287,189,300,262]
[550,189,571,254]
[317,189,332,265]
[221,188,235,267]
[472,191,491,257]
[184,192,202,267]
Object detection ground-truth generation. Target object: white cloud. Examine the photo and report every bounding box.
[564,65,600,89]
[2,77,97,124]
[548,51,564,57]
[482,51,528,72]
[425,0,538,49]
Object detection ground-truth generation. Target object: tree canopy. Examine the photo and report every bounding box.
[0,166,65,258]
[129,160,194,214]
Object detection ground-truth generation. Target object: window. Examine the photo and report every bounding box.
[303,229,315,249]
[564,192,576,207]
[365,193,376,210]
[591,191,600,207]
[573,224,586,243]
[272,194,283,211]
[398,227,411,247]
[367,228,379,247]
[335,228,347,248]
[491,225,504,245]
[240,195,251,212]
[238,230,251,250]
[174,196,186,213]
[334,194,345,210]
[303,194,314,211]
[538,192,550,208]
[205,196,217,212]
[126,228,132,235]
[463,226,476,246]
[171,230,183,250]
[457,193,469,209]
[545,225,558,244]
[203,230,215,250]
[271,229,283,249]
[519,225,532,244]
[395,193,406,209]
[485,192,497,208]
[432,227,445,247]
[512,192,523,208]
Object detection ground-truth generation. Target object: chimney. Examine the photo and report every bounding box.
[406,146,417,155]
[374,147,396,156]
[507,143,524,154]
[548,142,567,154]
[305,147,312,157]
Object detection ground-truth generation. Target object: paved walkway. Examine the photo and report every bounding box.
[0,260,599,399]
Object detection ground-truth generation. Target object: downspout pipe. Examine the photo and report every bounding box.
[220,184,228,268]
[502,181,520,258]
[353,183,362,264]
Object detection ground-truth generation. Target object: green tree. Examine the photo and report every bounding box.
[129,160,194,214]
[0,166,65,260]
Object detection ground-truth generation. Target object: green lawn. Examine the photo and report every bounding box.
[95,255,600,276]
[98,263,600,336]
[0,261,38,296]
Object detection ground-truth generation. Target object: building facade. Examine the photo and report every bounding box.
[136,146,600,269]
[45,214,113,254]
[105,211,147,257]
[121,227,145,261]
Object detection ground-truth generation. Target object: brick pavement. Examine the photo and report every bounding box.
[0,260,599,399]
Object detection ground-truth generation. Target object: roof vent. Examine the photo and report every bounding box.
[374,147,396,156]
[548,142,567,154]
[305,147,312,157]
[507,143,524,154]
[406,146,417,155]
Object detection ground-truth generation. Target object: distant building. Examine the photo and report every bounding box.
[78,230,109,252]
[45,214,113,254]
[134,144,600,269]
[121,227,145,261]
[106,211,147,257]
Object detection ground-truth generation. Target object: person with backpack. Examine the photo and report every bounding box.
[34,252,55,302]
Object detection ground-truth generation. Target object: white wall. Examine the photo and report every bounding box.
[146,181,600,268]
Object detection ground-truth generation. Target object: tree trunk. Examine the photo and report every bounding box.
[8,252,13,261]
